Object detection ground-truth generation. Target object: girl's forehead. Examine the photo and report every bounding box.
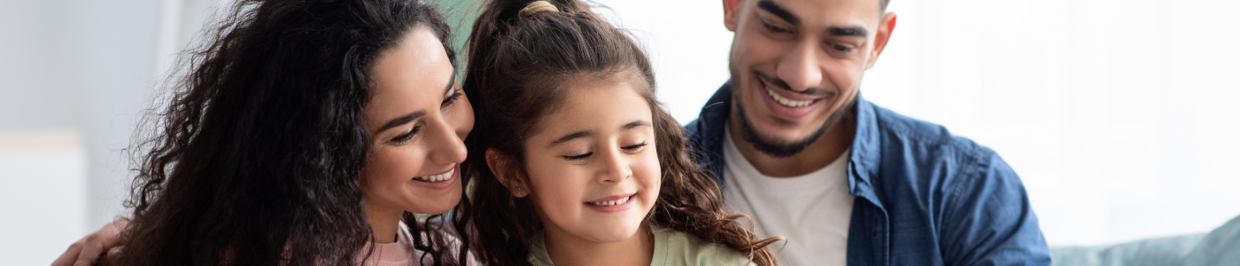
[528,78,653,142]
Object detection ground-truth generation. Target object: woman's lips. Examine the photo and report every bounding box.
[409,164,458,190]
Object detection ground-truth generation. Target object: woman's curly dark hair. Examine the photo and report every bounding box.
[459,1,782,265]
[113,0,467,265]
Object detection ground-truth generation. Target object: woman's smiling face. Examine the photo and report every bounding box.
[516,75,661,244]
[359,25,474,216]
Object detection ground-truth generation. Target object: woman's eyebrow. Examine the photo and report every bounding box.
[441,67,457,96]
[378,110,426,133]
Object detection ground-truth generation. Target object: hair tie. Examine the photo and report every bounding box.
[518,1,559,18]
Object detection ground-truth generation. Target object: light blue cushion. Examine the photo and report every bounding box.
[1051,214,1240,266]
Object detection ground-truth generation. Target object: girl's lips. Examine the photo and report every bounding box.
[584,194,637,213]
[408,164,458,190]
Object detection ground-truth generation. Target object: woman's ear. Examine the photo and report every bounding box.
[486,148,528,197]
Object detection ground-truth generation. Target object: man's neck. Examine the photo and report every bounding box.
[544,223,654,266]
[727,111,856,177]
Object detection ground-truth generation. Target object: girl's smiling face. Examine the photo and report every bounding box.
[505,76,661,244]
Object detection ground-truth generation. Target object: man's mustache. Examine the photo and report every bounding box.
[753,70,837,98]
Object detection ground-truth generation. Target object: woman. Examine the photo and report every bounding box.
[53,0,472,265]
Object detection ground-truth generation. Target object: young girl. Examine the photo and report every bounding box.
[460,1,781,265]
[68,0,475,265]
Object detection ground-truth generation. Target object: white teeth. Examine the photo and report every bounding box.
[588,196,631,206]
[767,87,814,108]
[414,168,454,182]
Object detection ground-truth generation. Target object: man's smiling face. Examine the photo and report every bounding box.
[724,0,893,157]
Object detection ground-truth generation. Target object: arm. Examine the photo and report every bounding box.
[50,217,128,266]
[939,153,1051,266]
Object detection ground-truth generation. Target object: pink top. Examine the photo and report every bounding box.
[363,222,474,266]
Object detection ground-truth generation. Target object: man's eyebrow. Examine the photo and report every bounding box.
[550,130,593,146]
[757,0,800,25]
[378,110,426,133]
[827,26,869,37]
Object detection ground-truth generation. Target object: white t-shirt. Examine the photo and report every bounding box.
[722,128,853,266]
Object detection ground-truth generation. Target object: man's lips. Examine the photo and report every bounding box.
[757,79,826,118]
[760,78,825,103]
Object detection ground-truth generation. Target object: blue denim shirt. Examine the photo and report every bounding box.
[684,84,1051,265]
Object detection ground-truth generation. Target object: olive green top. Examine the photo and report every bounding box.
[527,224,755,266]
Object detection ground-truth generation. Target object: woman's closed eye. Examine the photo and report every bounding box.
[441,88,463,108]
[390,126,421,144]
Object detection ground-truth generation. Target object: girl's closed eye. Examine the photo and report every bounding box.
[563,151,593,161]
[622,142,647,152]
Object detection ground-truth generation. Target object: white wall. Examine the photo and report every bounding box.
[596,0,1240,246]
[0,131,88,265]
[0,0,161,252]
[0,0,219,264]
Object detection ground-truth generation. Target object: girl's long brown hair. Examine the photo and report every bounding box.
[459,1,781,265]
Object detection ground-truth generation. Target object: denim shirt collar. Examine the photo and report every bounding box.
[847,93,882,207]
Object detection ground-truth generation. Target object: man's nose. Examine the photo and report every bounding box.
[776,41,823,92]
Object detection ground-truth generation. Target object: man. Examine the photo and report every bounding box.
[684,0,1051,265]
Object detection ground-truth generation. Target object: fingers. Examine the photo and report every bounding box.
[53,217,130,266]
[109,217,130,232]
[71,235,105,266]
[106,247,121,258]
[50,240,85,266]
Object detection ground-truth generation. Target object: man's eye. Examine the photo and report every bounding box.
[563,152,593,160]
[831,44,854,53]
[762,21,790,33]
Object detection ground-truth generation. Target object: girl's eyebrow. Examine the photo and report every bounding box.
[550,131,592,146]
[548,120,651,147]
[621,120,651,130]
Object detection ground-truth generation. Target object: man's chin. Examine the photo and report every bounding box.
[735,102,830,158]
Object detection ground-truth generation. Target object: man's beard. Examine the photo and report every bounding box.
[732,84,855,158]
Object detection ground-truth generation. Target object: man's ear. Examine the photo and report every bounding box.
[723,0,742,31]
[485,148,527,197]
[865,12,898,70]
